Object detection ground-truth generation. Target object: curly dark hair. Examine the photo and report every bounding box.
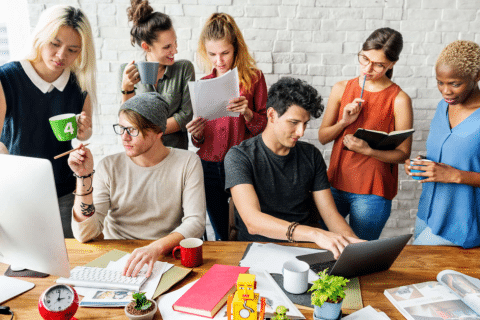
[267,77,324,118]
[127,0,172,47]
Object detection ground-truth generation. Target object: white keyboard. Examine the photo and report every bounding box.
[56,266,148,291]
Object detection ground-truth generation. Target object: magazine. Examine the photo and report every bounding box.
[384,270,480,319]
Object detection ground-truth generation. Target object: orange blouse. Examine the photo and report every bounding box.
[327,77,402,200]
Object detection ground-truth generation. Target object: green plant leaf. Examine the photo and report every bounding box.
[308,269,349,307]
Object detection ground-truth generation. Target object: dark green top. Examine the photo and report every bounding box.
[119,59,195,149]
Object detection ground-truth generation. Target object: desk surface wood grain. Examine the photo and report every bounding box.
[1,240,479,319]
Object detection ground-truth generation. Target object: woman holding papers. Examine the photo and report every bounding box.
[0,5,96,238]
[186,13,267,241]
[405,40,480,248]
[318,28,413,240]
[119,0,194,149]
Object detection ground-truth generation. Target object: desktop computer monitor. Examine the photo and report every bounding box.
[0,154,70,278]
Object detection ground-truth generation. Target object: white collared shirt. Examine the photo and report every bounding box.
[20,60,70,94]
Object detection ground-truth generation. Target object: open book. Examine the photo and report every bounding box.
[349,128,414,151]
[384,270,480,320]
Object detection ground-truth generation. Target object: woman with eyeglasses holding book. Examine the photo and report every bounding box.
[186,13,267,241]
[119,0,194,149]
[318,28,413,240]
[0,5,96,238]
[405,41,480,248]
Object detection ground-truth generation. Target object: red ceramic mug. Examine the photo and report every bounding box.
[172,238,203,268]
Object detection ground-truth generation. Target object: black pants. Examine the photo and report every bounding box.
[58,193,75,238]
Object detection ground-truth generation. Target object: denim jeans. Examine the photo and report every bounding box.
[201,160,230,241]
[413,218,457,246]
[331,187,391,240]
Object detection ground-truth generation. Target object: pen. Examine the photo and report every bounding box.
[359,75,366,107]
[54,143,90,159]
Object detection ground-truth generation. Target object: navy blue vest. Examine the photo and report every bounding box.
[0,61,85,197]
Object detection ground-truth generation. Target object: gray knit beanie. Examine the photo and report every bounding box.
[119,92,168,133]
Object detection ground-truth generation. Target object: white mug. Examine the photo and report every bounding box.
[282,260,309,294]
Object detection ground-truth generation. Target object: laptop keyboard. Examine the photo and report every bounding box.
[310,260,336,274]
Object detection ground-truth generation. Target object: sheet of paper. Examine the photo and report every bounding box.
[188,67,239,120]
[342,305,390,320]
[249,268,305,319]
[240,243,324,283]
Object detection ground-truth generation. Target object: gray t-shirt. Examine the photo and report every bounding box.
[224,135,330,242]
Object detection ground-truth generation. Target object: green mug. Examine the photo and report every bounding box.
[49,113,78,141]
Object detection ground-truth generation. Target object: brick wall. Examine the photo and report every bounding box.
[25,0,480,238]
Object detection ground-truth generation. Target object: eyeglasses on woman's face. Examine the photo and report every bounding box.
[357,52,392,73]
[113,124,139,137]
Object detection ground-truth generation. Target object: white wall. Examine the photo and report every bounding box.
[23,0,480,238]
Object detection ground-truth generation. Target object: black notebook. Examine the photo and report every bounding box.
[348,128,414,151]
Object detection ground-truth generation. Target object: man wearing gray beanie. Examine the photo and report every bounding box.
[67,92,206,277]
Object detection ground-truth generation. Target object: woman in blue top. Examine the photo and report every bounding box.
[405,40,480,248]
[0,5,97,237]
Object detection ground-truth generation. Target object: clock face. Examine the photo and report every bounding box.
[43,285,74,312]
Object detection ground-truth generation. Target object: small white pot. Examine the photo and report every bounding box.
[124,300,157,320]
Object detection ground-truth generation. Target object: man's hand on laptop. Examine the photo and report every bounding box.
[314,230,364,259]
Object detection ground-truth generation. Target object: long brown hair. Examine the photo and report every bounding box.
[197,13,258,93]
[362,28,403,79]
[127,0,172,47]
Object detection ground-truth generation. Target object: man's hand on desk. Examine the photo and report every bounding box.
[312,229,364,259]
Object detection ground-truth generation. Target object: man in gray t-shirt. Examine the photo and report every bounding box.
[225,77,361,258]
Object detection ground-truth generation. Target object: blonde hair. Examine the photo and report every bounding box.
[198,13,258,93]
[25,5,97,108]
[436,40,480,79]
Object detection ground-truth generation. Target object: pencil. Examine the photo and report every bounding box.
[54,143,90,160]
[359,75,367,107]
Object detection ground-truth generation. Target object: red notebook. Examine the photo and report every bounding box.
[172,264,249,318]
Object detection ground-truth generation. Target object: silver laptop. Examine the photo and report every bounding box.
[296,234,412,278]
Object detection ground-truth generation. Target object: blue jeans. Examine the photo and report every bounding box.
[413,218,457,246]
[201,160,230,241]
[331,188,391,241]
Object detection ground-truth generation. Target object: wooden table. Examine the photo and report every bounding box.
[1,240,480,319]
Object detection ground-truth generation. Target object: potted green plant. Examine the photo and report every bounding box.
[124,292,157,320]
[308,269,349,320]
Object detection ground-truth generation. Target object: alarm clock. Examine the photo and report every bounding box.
[38,284,79,320]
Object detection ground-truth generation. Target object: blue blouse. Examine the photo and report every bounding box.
[417,99,480,248]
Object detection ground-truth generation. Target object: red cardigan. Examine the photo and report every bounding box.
[192,68,267,162]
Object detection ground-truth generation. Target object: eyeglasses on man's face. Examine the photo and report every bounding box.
[357,52,392,73]
[113,124,139,137]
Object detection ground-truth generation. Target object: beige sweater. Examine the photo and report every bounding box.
[72,148,206,242]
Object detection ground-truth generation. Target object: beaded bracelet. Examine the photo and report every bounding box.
[73,170,95,179]
[286,221,299,242]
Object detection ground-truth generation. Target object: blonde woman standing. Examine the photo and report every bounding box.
[0,5,96,237]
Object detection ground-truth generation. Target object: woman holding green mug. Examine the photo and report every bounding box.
[0,5,97,237]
